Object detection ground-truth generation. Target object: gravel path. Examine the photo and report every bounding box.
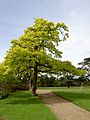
[37,90,90,120]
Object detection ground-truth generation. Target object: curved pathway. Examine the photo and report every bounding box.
[37,90,90,120]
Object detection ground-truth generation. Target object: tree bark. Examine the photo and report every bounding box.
[80,82,84,91]
[32,62,38,96]
[28,80,31,91]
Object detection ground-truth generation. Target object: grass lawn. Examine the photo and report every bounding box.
[53,87,90,111]
[38,86,90,111]
[0,91,57,120]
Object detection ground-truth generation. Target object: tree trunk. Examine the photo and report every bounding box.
[28,80,31,91]
[32,62,38,96]
[80,82,84,91]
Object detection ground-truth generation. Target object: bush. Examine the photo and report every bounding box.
[0,91,9,100]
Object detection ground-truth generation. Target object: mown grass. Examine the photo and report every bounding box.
[53,87,90,111]
[0,91,57,120]
[38,86,90,111]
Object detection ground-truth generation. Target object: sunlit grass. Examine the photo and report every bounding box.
[0,91,57,120]
[53,87,90,111]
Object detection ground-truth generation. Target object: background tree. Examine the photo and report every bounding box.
[78,57,90,79]
[78,57,90,88]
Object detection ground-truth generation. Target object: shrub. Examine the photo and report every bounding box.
[0,91,9,100]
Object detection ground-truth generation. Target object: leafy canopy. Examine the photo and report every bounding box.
[4,18,80,85]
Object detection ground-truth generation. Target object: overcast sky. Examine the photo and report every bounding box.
[0,0,90,66]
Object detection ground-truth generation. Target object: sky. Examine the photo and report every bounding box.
[0,0,90,66]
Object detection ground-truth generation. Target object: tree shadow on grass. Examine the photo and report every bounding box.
[6,90,90,105]
[7,91,41,105]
